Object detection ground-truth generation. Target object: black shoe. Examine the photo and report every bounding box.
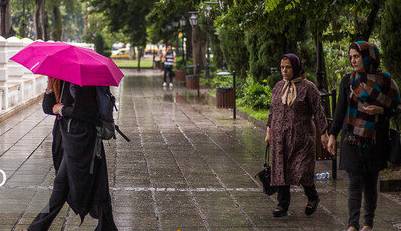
[272,206,288,217]
[305,197,320,216]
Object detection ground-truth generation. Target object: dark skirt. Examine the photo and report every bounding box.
[339,133,388,174]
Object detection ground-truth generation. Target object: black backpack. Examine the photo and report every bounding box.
[96,86,130,142]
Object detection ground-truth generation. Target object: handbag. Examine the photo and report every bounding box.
[255,145,277,195]
[388,123,401,165]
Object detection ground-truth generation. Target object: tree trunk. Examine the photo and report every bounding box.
[35,0,45,40]
[364,0,380,39]
[137,47,142,71]
[0,0,10,37]
[315,30,328,92]
[19,0,27,38]
[191,26,204,75]
[315,30,331,117]
[44,9,50,40]
[356,0,381,40]
[52,5,62,40]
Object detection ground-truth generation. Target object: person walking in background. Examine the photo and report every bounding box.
[162,44,176,88]
[29,81,118,231]
[327,41,400,231]
[265,53,329,218]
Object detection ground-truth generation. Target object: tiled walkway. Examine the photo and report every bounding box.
[0,71,401,231]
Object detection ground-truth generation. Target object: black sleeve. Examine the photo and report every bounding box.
[383,79,401,118]
[329,74,349,137]
[42,92,57,115]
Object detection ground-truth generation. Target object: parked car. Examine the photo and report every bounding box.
[111,48,129,59]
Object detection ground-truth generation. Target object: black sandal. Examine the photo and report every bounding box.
[305,197,320,216]
[272,206,288,217]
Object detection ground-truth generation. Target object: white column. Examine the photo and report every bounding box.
[6,36,24,80]
[6,37,24,106]
[0,36,7,110]
[21,38,35,100]
[21,38,34,78]
[0,36,8,82]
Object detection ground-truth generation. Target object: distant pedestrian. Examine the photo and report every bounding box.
[162,44,176,88]
[266,53,328,218]
[29,81,118,231]
[327,41,401,231]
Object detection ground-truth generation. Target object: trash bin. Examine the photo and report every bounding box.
[216,87,234,108]
[175,69,186,82]
[185,75,199,89]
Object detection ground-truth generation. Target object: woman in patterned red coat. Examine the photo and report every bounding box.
[265,53,328,217]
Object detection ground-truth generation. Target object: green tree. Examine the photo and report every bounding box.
[90,0,155,70]
[381,0,401,81]
[10,0,35,38]
[214,3,249,78]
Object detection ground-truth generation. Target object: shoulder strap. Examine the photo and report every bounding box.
[264,145,269,167]
[115,125,130,142]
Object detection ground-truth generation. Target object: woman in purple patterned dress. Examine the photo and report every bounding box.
[265,53,328,217]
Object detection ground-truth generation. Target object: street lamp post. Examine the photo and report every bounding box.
[188,11,200,97]
[179,16,186,68]
[204,5,213,80]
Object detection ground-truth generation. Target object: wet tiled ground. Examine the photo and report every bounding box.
[1,70,401,231]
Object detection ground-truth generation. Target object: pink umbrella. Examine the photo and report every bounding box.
[10,41,124,86]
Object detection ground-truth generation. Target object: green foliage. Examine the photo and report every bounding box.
[380,0,401,82]
[90,0,154,47]
[238,76,272,110]
[214,4,249,79]
[146,0,197,43]
[265,71,281,89]
[175,56,185,70]
[10,0,35,38]
[11,0,84,40]
[238,105,268,121]
[324,39,352,90]
[211,74,233,88]
[94,32,111,57]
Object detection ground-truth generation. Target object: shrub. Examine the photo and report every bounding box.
[238,76,272,110]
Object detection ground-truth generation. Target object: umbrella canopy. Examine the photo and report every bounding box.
[10,41,124,86]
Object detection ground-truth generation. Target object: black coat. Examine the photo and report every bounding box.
[330,74,392,173]
[43,82,112,220]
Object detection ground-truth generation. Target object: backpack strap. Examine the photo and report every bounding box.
[115,125,130,142]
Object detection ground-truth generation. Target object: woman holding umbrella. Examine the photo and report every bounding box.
[29,80,118,230]
[9,42,123,231]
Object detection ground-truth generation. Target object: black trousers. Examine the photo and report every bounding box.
[28,159,118,231]
[276,184,319,210]
[347,171,379,230]
[163,65,173,83]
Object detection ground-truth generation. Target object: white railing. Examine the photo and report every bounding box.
[0,36,94,114]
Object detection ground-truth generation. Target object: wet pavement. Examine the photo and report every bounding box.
[1,70,401,231]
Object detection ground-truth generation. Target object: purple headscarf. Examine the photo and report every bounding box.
[281,53,304,79]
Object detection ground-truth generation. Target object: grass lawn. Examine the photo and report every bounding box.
[113,58,154,69]
[238,105,268,121]
[206,88,267,121]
